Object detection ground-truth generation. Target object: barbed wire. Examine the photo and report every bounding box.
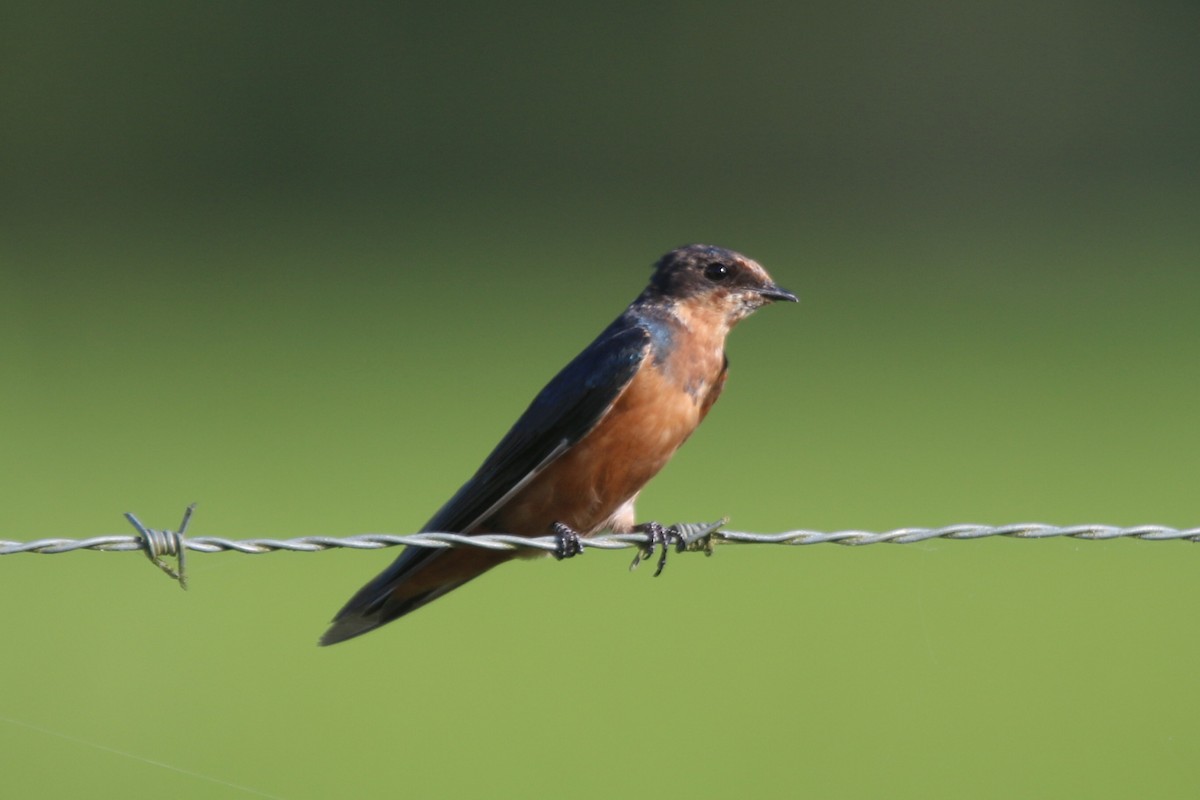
[1,505,1196,589]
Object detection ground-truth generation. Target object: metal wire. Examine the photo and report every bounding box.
[1,506,1196,589]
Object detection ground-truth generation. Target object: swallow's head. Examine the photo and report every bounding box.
[647,244,797,327]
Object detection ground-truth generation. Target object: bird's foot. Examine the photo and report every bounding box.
[551,521,585,560]
[629,521,683,577]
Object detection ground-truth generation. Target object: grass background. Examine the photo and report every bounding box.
[2,3,1198,798]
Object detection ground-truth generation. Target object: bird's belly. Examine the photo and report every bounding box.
[491,363,706,537]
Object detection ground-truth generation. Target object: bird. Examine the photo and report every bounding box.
[319,244,796,645]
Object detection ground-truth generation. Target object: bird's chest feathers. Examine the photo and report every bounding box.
[602,343,724,461]
[557,319,728,503]
[650,305,730,407]
[498,323,727,535]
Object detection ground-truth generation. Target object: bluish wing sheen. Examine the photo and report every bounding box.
[324,315,652,631]
[423,316,651,534]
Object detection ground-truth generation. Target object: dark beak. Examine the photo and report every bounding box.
[758,283,798,303]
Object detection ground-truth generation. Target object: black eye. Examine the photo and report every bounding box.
[704,262,732,282]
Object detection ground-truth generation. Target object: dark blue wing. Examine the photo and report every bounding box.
[423,315,650,534]
[321,313,652,642]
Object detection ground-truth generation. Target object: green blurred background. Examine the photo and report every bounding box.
[2,2,1198,798]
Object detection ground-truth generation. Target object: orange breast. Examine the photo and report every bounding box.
[492,342,726,537]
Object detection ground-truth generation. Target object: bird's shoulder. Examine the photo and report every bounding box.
[421,308,657,534]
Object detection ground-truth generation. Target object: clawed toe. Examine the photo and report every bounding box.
[630,521,683,576]
[551,521,585,560]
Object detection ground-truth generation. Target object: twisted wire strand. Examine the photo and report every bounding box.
[5,522,1200,557]
[8,525,1200,556]
[2,511,1197,561]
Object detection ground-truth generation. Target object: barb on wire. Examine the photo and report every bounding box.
[125,504,193,589]
[1,506,1197,587]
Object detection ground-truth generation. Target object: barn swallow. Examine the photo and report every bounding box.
[320,244,795,645]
